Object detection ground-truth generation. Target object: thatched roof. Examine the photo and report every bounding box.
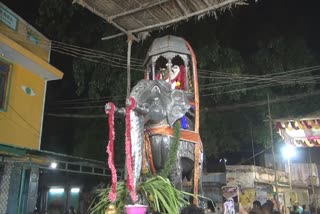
[74,0,246,41]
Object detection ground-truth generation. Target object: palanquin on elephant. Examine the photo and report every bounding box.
[106,35,203,205]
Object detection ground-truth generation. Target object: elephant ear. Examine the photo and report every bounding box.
[167,90,191,126]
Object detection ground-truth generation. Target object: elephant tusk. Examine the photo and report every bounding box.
[135,104,150,115]
[105,102,114,114]
[105,103,126,116]
[126,97,149,115]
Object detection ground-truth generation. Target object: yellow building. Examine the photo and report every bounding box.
[0,3,63,213]
[0,2,63,150]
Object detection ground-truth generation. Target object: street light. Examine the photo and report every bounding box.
[281,144,297,161]
[50,162,58,169]
[281,144,296,210]
[219,158,227,167]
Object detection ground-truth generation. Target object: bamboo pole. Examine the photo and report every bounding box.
[186,41,200,206]
[127,38,133,98]
[309,148,317,214]
[267,94,279,206]
[129,0,244,34]
[107,0,170,20]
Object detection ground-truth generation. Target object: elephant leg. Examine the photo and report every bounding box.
[150,135,162,170]
[169,155,182,190]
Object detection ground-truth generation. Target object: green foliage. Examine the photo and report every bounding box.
[36,0,320,163]
[36,0,105,44]
[160,121,181,178]
[88,181,128,214]
[139,176,191,213]
[197,43,246,101]
[88,176,193,214]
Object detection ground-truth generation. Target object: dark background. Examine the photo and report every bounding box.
[3,0,320,167]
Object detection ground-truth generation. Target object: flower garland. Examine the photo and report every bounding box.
[160,121,181,178]
[125,97,138,202]
[105,102,117,202]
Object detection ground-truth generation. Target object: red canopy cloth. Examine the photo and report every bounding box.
[276,119,320,147]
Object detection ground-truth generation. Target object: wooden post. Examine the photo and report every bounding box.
[250,123,256,166]
[309,148,317,214]
[267,94,279,206]
[127,38,133,98]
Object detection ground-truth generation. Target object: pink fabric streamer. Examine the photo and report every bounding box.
[307,136,320,140]
[105,102,117,202]
[125,97,138,202]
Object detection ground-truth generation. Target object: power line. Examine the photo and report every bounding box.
[51,66,320,106]
[48,97,126,108]
[46,113,107,119]
[200,77,320,95]
[48,89,320,112]
[200,75,320,96]
[199,66,320,89]
[3,34,144,71]
[55,95,126,104]
[0,27,144,63]
[8,105,40,134]
[0,112,39,137]
[51,46,143,68]
[52,41,143,64]
[52,49,145,72]
[199,65,320,78]
[204,90,320,112]
[237,146,272,165]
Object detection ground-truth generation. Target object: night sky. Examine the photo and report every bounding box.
[2,0,320,164]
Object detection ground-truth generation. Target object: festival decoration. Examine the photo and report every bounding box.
[160,121,181,178]
[89,176,198,213]
[96,35,205,213]
[222,186,239,214]
[125,97,138,202]
[276,119,320,147]
[105,204,118,214]
[105,102,117,202]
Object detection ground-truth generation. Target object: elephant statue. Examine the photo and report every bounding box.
[107,78,201,193]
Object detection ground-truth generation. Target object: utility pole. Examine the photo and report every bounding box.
[309,148,317,214]
[250,124,256,166]
[127,37,133,98]
[267,94,279,205]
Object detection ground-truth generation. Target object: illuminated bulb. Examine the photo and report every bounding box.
[71,188,80,193]
[49,188,64,193]
[50,162,57,169]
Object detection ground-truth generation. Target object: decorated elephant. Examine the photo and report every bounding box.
[105,35,204,206]
[106,79,200,191]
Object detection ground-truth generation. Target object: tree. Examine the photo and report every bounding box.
[35,0,320,164]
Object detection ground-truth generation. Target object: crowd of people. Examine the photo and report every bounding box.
[247,200,311,214]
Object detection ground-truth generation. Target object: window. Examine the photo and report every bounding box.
[0,164,4,185]
[0,58,12,111]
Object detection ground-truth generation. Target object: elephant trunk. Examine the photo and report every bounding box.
[127,98,145,189]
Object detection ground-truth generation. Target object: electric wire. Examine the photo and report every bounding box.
[8,105,40,134]
[0,27,144,66]
[199,66,320,88]
[200,75,320,94]
[208,90,320,112]
[52,49,145,72]
[49,96,127,107]
[55,94,126,103]
[47,89,320,112]
[0,114,39,136]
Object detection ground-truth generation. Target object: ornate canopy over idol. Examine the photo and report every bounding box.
[144,35,196,94]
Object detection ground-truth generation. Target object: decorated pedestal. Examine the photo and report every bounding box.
[91,35,205,214]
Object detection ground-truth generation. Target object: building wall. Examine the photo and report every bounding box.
[0,162,13,214]
[202,172,225,203]
[0,58,45,149]
[203,165,317,211]
[0,2,51,62]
